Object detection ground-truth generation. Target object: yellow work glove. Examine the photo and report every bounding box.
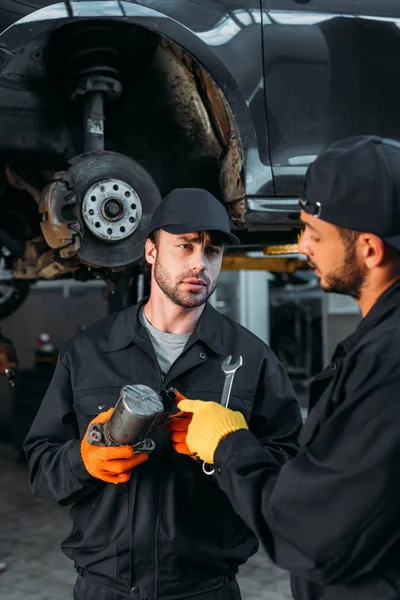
[174,398,248,464]
[80,408,148,484]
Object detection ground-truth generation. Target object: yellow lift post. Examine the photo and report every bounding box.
[222,243,309,272]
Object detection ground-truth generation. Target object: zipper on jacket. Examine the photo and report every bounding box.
[133,337,165,390]
[129,335,164,598]
[153,469,166,600]
[134,333,206,597]
[134,335,205,394]
[164,350,207,391]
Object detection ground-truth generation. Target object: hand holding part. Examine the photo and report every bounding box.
[81,409,148,484]
[88,384,169,452]
[173,398,248,465]
[166,414,193,457]
[165,390,194,457]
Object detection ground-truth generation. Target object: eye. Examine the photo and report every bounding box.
[303,226,319,242]
[206,246,221,255]
[179,244,191,250]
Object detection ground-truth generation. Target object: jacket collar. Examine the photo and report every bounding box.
[105,300,145,353]
[337,279,400,355]
[105,299,224,355]
[193,302,224,355]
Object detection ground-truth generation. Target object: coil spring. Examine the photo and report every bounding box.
[67,24,121,88]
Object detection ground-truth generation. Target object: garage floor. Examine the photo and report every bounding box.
[0,442,292,600]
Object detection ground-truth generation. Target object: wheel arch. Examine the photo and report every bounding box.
[0,2,258,200]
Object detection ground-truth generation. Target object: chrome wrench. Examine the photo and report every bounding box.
[220,355,243,408]
[202,354,243,475]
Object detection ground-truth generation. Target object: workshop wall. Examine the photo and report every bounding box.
[0,282,108,370]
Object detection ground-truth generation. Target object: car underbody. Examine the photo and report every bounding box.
[0,20,249,283]
[0,1,311,318]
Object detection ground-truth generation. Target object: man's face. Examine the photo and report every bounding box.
[147,230,224,308]
[298,210,367,299]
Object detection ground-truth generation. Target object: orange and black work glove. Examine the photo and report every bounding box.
[166,411,194,457]
[168,393,248,465]
[166,391,193,457]
[80,408,148,484]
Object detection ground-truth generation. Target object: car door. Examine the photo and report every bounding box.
[262,0,400,196]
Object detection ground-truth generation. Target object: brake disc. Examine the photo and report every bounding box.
[69,152,161,268]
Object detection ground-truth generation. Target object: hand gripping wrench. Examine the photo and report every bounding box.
[202,354,243,475]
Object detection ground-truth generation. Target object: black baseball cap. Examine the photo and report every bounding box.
[300,135,400,251]
[147,188,240,244]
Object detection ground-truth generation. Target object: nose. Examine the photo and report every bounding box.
[298,228,312,257]
[190,247,206,273]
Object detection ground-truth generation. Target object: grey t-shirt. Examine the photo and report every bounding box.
[140,308,191,375]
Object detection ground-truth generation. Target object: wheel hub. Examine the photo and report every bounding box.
[102,198,123,220]
[82,178,142,242]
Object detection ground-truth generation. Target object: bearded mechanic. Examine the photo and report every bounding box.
[169,137,400,600]
[25,188,302,600]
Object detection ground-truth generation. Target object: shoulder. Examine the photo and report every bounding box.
[357,317,400,357]
[59,307,130,361]
[211,307,280,373]
[346,319,400,382]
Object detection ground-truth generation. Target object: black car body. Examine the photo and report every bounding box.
[0,0,399,315]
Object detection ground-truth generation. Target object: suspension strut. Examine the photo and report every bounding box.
[67,25,123,152]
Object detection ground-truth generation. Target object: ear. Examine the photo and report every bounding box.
[360,234,385,268]
[145,237,157,266]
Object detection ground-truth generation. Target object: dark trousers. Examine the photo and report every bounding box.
[73,576,242,600]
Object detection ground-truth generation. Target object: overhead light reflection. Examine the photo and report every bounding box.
[288,155,317,166]
[71,1,122,17]
[268,11,336,26]
[197,10,263,46]
[235,11,253,27]
[197,17,241,45]
[9,3,68,25]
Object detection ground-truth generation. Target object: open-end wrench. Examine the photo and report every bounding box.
[202,354,243,476]
[220,355,243,408]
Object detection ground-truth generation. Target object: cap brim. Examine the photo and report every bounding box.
[382,234,400,252]
[161,224,240,245]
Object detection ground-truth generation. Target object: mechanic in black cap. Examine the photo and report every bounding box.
[169,139,400,600]
[25,187,302,600]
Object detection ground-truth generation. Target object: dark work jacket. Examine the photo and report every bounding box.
[24,300,301,600]
[215,281,400,600]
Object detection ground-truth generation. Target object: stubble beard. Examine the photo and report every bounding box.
[153,259,218,308]
[318,244,367,300]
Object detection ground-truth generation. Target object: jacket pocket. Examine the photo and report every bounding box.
[64,482,130,560]
[73,387,121,436]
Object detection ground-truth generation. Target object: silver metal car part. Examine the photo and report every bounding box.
[82,179,142,242]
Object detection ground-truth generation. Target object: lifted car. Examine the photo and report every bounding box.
[0,1,398,316]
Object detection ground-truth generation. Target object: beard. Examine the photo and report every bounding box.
[153,258,218,308]
[313,243,367,300]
